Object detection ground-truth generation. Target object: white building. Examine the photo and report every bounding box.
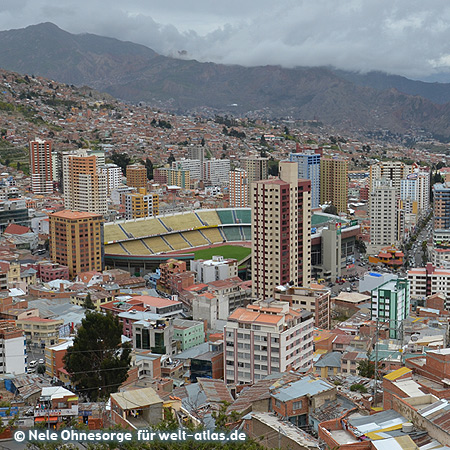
[100,164,123,194]
[172,159,202,180]
[369,179,397,254]
[30,139,53,195]
[203,159,231,185]
[289,151,321,209]
[0,322,26,375]
[190,256,238,283]
[408,265,450,309]
[224,299,314,384]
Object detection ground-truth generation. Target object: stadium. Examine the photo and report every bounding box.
[103,208,252,274]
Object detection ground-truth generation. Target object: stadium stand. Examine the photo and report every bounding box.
[142,237,172,254]
[201,228,224,244]
[105,243,130,255]
[123,239,151,255]
[223,226,242,242]
[243,226,252,240]
[104,225,129,243]
[235,209,251,224]
[121,220,166,239]
[165,233,193,250]
[182,230,209,247]
[160,214,202,232]
[216,210,234,225]
[196,210,221,226]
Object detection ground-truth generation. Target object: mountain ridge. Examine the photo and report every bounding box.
[2,23,450,137]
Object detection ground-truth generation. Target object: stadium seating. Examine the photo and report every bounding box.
[223,226,242,242]
[182,230,209,247]
[123,239,151,255]
[235,209,251,224]
[142,237,172,254]
[196,210,221,226]
[201,228,224,244]
[103,225,129,243]
[160,214,202,232]
[121,219,167,238]
[104,243,130,255]
[165,233,193,250]
[217,210,234,224]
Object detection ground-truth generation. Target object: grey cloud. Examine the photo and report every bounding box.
[1,0,450,79]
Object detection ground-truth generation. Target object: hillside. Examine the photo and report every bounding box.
[2,23,450,137]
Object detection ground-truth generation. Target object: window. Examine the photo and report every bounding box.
[293,400,302,410]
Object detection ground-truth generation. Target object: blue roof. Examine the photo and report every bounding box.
[369,272,382,277]
[272,375,334,401]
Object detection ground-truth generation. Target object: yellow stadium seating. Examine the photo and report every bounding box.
[142,237,172,254]
[201,228,224,244]
[160,213,202,231]
[197,210,221,226]
[182,231,209,247]
[103,225,129,243]
[104,243,129,255]
[165,233,192,250]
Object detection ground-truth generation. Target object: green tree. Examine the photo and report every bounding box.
[83,293,96,310]
[64,312,131,401]
[167,153,175,165]
[323,204,338,216]
[110,152,131,176]
[357,356,375,378]
[144,157,154,180]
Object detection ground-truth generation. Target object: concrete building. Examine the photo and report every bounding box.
[173,318,205,351]
[166,169,190,189]
[229,169,248,207]
[274,285,331,329]
[30,139,53,195]
[16,317,64,348]
[400,170,430,217]
[243,157,269,184]
[190,256,238,283]
[320,157,348,213]
[0,199,30,232]
[289,151,321,209]
[124,188,159,219]
[224,299,314,383]
[62,154,107,215]
[126,164,147,189]
[371,279,410,338]
[251,161,311,300]
[45,339,73,380]
[0,322,26,375]
[100,163,123,194]
[203,159,231,185]
[133,318,176,355]
[172,159,202,180]
[49,210,104,279]
[369,179,397,254]
[434,182,450,231]
[370,161,412,194]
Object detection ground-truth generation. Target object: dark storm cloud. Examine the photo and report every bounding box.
[2,0,450,79]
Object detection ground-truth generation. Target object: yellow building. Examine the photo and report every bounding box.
[167,169,190,189]
[125,188,159,219]
[16,317,64,348]
[49,210,104,279]
[320,157,348,214]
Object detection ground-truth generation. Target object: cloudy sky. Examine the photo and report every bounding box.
[2,0,450,81]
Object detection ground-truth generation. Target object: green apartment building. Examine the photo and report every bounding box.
[173,319,205,351]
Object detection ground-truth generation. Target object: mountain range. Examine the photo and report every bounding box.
[2,22,450,138]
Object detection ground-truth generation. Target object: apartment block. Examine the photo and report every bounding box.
[62,154,107,215]
[126,164,147,189]
[166,169,190,189]
[224,299,314,384]
[369,161,412,194]
[49,210,104,279]
[369,179,397,254]
[190,256,238,283]
[371,279,410,338]
[133,318,176,355]
[0,321,26,375]
[100,163,123,194]
[320,157,348,213]
[16,317,64,348]
[251,161,311,300]
[203,159,231,185]
[229,169,248,207]
[289,151,321,209]
[124,188,159,219]
[30,139,53,195]
[173,318,205,351]
[434,182,450,231]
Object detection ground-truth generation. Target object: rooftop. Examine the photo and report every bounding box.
[272,375,334,401]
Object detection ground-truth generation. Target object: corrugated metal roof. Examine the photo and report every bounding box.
[272,375,334,401]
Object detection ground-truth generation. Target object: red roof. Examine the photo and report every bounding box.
[4,224,31,235]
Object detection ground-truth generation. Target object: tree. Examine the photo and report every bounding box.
[357,357,375,378]
[110,152,131,176]
[167,153,175,165]
[64,312,131,401]
[83,293,95,310]
[268,159,279,176]
[201,137,205,147]
[323,204,338,216]
[144,158,154,180]
[37,364,46,375]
